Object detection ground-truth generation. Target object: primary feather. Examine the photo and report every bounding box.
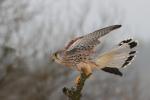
[65,25,121,55]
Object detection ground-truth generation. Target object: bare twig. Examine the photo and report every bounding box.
[63,73,91,100]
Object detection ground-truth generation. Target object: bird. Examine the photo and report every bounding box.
[51,25,138,76]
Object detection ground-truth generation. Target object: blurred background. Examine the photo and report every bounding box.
[0,0,149,100]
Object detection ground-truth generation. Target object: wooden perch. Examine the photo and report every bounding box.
[62,72,91,100]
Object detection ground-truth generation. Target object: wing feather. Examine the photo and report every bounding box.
[65,25,121,55]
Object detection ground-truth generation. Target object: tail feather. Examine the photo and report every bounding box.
[95,38,138,75]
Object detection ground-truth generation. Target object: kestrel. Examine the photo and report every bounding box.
[52,25,138,76]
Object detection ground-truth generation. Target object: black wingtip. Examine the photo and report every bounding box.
[129,51,136,55]
[129,41,138,49]
[118,38,132,46]
[113,25,122,29]
[102,67,123,77]
[121,55,135,68]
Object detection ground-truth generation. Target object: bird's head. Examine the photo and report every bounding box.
[51,50,64,64]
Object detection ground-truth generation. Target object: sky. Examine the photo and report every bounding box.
[118,0,150,43]
[118,0,150,98]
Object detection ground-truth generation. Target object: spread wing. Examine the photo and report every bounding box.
[65,25,121,55]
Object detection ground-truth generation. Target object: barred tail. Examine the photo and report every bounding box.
[95,38,138,76]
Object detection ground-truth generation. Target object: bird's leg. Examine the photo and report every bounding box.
[75,63,92,85]
[76,62,92,76]
[81,65,92,76]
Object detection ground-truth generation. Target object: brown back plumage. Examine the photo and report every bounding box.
[61,25,122,67]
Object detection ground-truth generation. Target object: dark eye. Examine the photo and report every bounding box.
[54,53,57,57]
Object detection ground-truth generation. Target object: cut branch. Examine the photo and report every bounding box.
[63,72,91,100]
